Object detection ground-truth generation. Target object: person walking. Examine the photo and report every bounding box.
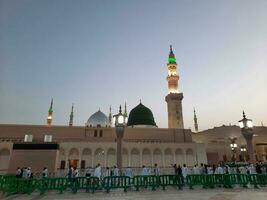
[141,165,150,176]
[16,167,21,178]
[73,167,79,177]
[125,166,133,178]
[182,164,188,178]
[113,165,119,176]
[249,163,256,174]
[42,167,48,178]
[94,164,102,179]
[215,164,224,174]
[85,167,91,177]
[27,167,32,178]
[67,166,73,179]
[193,164,200,174]
[207,165,213,174]
[105,167,111,177]
[173,164,178,175]
[199,163,205,174]
[153,163,160,176]
[177,165,182,176]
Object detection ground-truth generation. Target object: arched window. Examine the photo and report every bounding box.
[94,130,97,137]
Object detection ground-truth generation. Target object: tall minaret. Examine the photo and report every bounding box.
[69,103,74,127]
[47,98,53,126]
[124,102,128,123]
[108,105,112,126]
[165,46,184,129]
[124,102,128,118]
[194,107,198,132]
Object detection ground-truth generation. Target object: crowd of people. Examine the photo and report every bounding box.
[65,163,159,179]
[81,162,267,179]
[15,162,267,179]
[15,167,48,178]
[172,163,267,178]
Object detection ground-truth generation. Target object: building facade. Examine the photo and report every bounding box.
[0,47,266,174]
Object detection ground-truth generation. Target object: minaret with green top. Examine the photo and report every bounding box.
[166,45,179,93]
[69,103,74,127]
[47,98,53,126]
[165,46,184,129]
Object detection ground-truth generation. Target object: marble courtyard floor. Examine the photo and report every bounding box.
[1,188,267,200]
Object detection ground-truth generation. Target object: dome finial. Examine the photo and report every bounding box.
[119,105,122,113]
[168,45,176,64]
[243,110,246,119]
[170,45,173,53]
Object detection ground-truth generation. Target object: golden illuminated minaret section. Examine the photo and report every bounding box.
[47,98,53,126]
[165,46,184,129]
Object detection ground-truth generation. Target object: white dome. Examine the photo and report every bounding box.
[86,110,110,127]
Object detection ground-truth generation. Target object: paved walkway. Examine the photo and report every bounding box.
[1,188,267,200]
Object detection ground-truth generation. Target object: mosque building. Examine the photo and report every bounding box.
[0,47,266,173]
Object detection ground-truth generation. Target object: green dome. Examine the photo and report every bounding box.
[127,103,157,127]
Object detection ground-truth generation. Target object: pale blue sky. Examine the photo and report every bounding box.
[0,0,266,130]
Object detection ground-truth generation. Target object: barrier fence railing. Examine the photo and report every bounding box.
[102,176,131,193]
[0,174,267,196]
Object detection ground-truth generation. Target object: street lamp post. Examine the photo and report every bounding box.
[238,111,254,163]
[229,138,237,162]
[240,146,247,162]
[113,105,127,170]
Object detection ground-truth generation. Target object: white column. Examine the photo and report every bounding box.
[151,152,154,166]
[104,152,107,167]
[91,148,95,168]
[163,153,166,167]
[65,149,69,168]
[78,148,82,168]
[184,151,187,165]
[140,152,143,167]
[128,153,130,166]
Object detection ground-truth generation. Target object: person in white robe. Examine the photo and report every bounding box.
[193,164,200,174]
[215,165,224,174]
[125,166,133,178]
[113,165,120,176]
[207,165,213,174]
[94,164,102,179]
[141,165,149,176]
[182,164,189,178]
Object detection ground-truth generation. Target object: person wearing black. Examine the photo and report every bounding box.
[177,165,182,176]
[16,167,22,178]
[173,164,178,175]
[176,165,183,185]
[256,163,262,174]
